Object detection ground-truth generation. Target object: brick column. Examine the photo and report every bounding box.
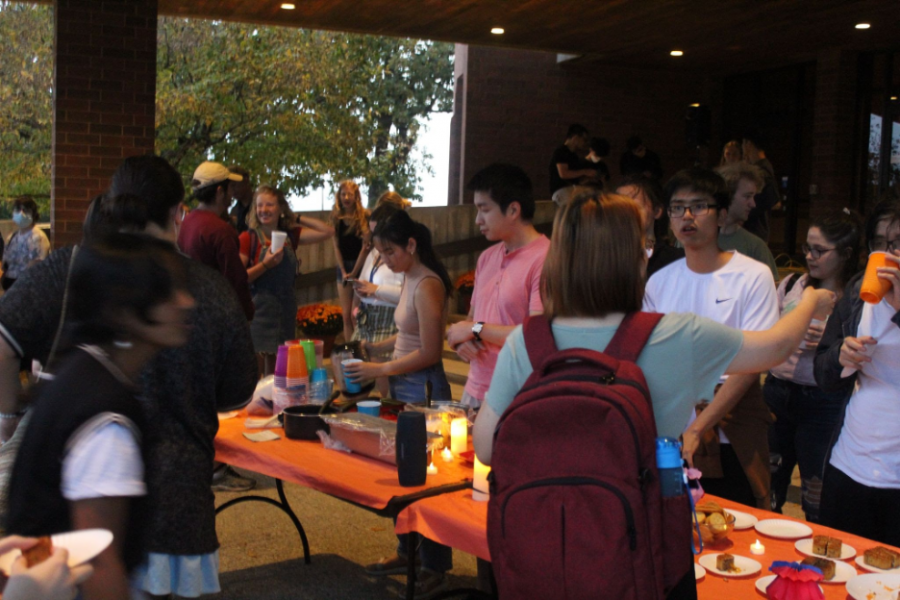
[52,0,158,247]
[809,49,858,221]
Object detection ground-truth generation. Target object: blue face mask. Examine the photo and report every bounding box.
[12,211,33,228]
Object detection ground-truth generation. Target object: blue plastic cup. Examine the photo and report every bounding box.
[357,400,381,417]
[310,367,328,384]
[342,359,362,394]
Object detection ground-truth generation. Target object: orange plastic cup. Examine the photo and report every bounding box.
[286,344,309,378]
[860,251,893,304]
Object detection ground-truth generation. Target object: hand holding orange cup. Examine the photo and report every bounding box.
[860,251,897,304]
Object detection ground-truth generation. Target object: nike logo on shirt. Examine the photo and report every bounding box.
[715,298,733,304]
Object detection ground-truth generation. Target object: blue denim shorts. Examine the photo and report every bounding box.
[389,363,451,403]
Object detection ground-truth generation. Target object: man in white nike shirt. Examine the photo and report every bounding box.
[644,167,778,508]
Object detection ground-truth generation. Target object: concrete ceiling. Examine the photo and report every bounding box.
[158,0,900,72]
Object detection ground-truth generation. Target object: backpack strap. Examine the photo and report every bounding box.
[604,312,664,363]
[522,314,558,371]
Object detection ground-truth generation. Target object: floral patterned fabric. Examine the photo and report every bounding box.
[3,227,50,279]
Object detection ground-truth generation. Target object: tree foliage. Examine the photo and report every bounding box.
[0,5,454,214]
[0,2,53,218]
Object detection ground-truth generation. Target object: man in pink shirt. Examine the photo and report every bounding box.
[447,164,550,407]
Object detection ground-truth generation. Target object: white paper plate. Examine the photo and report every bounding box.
[726,508,758,530]
[795,537,857,560]
[754,518,813,540]
[694,562,706,580]
[0,529,113,575]
[755,574,823,596]
[820,559,858,584]
[856,555,900,575]
[218,411,239,420]
[698,553,762,578]
[846,573,900,600]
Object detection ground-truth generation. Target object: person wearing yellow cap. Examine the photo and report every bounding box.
[178,161,255,321]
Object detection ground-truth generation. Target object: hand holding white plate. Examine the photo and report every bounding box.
[698,553,762,578]
[846,573,900,600]
[754,518,813,540]
[795,537,856,560]
[0,529,113,575]
[726,508,758,530]
[855,555,900,575]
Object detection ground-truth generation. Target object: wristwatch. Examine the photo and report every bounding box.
[472,322,485,342]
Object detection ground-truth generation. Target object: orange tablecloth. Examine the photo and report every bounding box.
[214,411,472,511]
[395,486,900,598]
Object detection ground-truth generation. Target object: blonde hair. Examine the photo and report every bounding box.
[716,162,766,207]
[541,192,645,318]
[375,190,411,210]
[330,180,369,236]
[720,140,742,166]
[248,185,294,233]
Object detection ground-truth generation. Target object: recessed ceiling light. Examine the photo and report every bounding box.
[491,27,505,35]
[690,103,701,107]
[892,96,899,101]
[281,3,296,9]
[670,50,684,57]
[855,23,870,29]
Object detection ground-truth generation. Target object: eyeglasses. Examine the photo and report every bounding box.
[801,243,837,259]
[667,202,717,218]
[870,238,900,253]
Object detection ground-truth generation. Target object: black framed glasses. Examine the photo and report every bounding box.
[869,238,900,253]
[801,243,837,259]
[666,202,717,218]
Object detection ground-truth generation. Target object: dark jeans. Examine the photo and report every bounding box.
[819,464,900,547]
[396,529,454,573]
[763,375,845,523]
[696,444,757,507]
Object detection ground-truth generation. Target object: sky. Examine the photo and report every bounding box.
[288,112,453,212]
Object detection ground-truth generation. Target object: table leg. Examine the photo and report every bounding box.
[406,531,418,600]
[215,478,312,564]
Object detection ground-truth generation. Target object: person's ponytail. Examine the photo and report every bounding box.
[411,221,453,296]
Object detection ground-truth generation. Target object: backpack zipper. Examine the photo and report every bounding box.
[501,476,638,550]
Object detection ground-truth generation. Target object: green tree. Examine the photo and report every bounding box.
[156,19,454,205]
[0,2,53,218]
[0,6,454,212]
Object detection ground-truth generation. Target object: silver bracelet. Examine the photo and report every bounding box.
[0,410,26,419]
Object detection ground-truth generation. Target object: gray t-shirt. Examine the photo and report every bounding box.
[485,312,744,438]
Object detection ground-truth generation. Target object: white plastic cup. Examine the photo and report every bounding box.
[270,231,287,253]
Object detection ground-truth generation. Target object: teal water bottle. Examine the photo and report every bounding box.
[656,437,685,497]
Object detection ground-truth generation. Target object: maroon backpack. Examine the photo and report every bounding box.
[487,313,694,600]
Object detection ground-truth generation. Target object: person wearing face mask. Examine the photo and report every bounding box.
[2,196,50,291]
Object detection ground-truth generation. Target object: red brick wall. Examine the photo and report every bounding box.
[450,45,714,204]
[809,48,858,221]
[51,0,158,247]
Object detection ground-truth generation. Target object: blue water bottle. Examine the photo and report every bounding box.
[656,437,685,497]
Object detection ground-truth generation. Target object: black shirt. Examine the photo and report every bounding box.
[620,149,663,180]
[230,199,252,234]
[549,145,584,195]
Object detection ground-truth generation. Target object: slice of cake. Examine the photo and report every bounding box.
[812,535,829,556]
[825,537,843,558]
[864,547,895,570]
[801,556,835,581]
[716,553,735,572]
[22,536,53,568]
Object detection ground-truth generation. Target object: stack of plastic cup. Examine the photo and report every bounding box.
[273,344,290,413]
[309,368,330,404]
[297,340,317,373]
[285,344,309,407]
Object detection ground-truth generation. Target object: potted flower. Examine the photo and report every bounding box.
[296,303,343,355]
[455,271,475,315]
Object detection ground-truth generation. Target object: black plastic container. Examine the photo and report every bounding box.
[281,405,337,441]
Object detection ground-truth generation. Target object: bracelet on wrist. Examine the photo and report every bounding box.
[0,410,26,420]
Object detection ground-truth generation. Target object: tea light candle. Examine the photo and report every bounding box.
[750,539,765,555]
[441,447,454,463]
[472,456,491,502]
[450,418,467,455]
[427,462,438,476]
